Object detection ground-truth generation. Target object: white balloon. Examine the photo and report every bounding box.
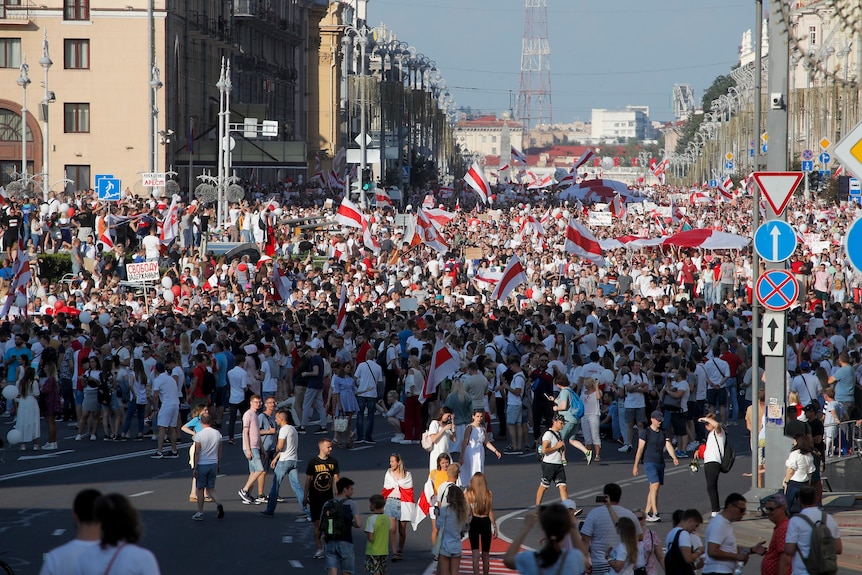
[531,289,544,302]
[99,312,111,326]
[163,290,174,303]
[161,277,172,289]
[79,310,92,324]
[6,429,22,445]
[2,385,19,401]
[798,223,808,233]
[47,295,57,306]
[40,203,49,215]
[59,203,69,213]
[273,208,283,217]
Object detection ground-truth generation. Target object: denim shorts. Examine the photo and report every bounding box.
[384,497,401,520]
[644,462,665,485]
[247,448,264,473]
[196,463,217,489]
[325,539,355,573]
[506,404,523,424]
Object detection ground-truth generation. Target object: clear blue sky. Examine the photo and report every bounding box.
[369,0,755,122]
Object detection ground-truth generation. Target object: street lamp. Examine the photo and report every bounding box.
[214,57,232,227]
[342,24,374,207]
[39,30,52,202]
[150,66,163,181]
[17,56,30,182]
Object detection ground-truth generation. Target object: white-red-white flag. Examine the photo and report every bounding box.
[510,145,527,164]
[0,240,30,318]
[421,338,460,403]
[374,188,392,207]
[491,254,528,303]
[328,170,345,190]
[423,207,456,230]
[334,284,347,333]
[159,196,180,245]
[202,273,219,291]
[98,232,114,252]
[335,197,364,229]
[361,216,380,254]
[527,174,554,190]
[422,193,435,209]
[519,215,545,239]
[610,193,626,219]
[411,476,435,530]
[565,218,605,266]
[464,162,490,204]
[415,208,449,253]
[271,260,292,302]
[573,150,594,171]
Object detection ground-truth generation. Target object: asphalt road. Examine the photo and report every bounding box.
[0,418,756,575]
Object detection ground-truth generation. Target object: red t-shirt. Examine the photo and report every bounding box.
[191,365,207,400]
[760,518,789,575]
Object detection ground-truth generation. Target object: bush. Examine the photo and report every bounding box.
[36,253,72,282]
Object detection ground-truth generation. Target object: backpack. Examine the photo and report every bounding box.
[320,497,352,541]
[810,339,826,362]
[716,434,736,473]
[664,529,696,575]
[97,376,113,406]
[565,388,584,419]
[201,370,216,396]
[421,429,435,452]
[488,343,505,365]
[795,510,838,575]
[536,430,561,461]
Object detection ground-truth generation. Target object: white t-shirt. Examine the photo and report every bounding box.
[40,539,100,575]
[72,542,160,575]
[541,429,563,464]
[702,513,737,574]
[507,372,525,407]
[277,424,299,461]
[785,507,841,575]
[194,426,221,465]
[623,372,649,409]
[152,372,179,407]
[141,235,160,260]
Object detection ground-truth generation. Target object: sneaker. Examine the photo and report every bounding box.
[314,427,328,435]
[217,504,224,519]
[90,434,97,441]
[150,452,164,459]
[313,550,325,559]
[192,512,204,521]
[585,450,594,465]
[295,515,311,523]
[103,436,111,441]
[646,513,661,523]
[67,421,78,427]
[675,450,689,459]
[355,439,366,445]
[134,435,144,441]
[365,439,376,445]
[254,496,267,505]
[42,442,58,450]
[391,434,405,443]
[166,451,179,458]
[618,444,632,453]
[75,434,83,441]
[296,427,308,434]
[276,497,286,503]
[238,489,253,504]
[504,448,520,455]
[259,511,274,518]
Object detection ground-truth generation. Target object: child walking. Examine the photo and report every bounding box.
[365,494,395,575]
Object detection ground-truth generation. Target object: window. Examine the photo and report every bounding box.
[0,108,29,142]
[809,26,816,46]
[64,39,89,69]
[64,0,89,21]
[64,103,90,133]
[0,38,21,68]
[64,164,90,193]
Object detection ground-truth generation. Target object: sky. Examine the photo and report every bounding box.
[368,0,755,123]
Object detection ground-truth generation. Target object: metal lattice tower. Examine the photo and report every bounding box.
[517,0,552,131]
[672,84,696,121]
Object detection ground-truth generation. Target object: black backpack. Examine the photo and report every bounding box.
[201,370,216,396]
[664,529,695,575]
[320,497,351,541]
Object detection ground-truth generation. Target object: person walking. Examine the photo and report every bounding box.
[695,413,726,517]
[427,406,456,471]
[323,477,361,575]
[191,411,224,521]
[354,349,383,444]
[783,433,816,513]
[40,488,102,574]
[260,408,310,520]
[237,395,267,504]
[459,409,502,485]
[632,410,679,523]
[402,355,424,443]
[535,414,570,507]
[300,346,328,435]
[465,472,497,575]
[39,352,61,450]
[503,503,585,575]
[502,357,527,454]
[225,351,248,444]
[430,453,454,545]
[784,486,843,575]
[364,494,394,575]
[703,493,765,575]
[434,484,471,575]
[552,375,593,464]
[14,367,41,450]
[759,493,790,575]
[663,509,704,575]
[580,483,641,575]
[181,404,208,502]
[329,361,358,448]
[578,376,602,462]
[632,510,665,575]
[305,438,340,559]
[381,453,413,562]
[150,361,179,459]
[119,359,148,441]
[607,516,644,575]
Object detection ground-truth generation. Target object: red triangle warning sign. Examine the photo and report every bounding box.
[753,172,804,216]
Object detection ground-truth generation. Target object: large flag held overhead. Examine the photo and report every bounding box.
[421,338,459,403]
[464,162,490,204]
[423,207,456,230]
[374,188,392,207]
[573,149,594,171]
[335,197,364,229]
[491,254,528,303]
[159,196,180,245]
[565,218,606,266]
[415,208,449,253]
[334,284,347,333]
[98,231,114,252]
[510,145,527,164]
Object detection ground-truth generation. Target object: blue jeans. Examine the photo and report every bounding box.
[726,377,740,421]
[356,396,377,442]
[265,458,309,517]
[122,403,146,436]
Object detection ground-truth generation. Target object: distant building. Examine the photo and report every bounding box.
[590,107,651,142]
[455,113,524,161]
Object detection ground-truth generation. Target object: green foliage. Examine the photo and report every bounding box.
[36,253,72,281]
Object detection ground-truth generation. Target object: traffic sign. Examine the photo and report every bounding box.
[95,174,121,201]
[761,132,769,142]
[756,269,799,311]
[761,311,786,357]
[850,177,861,195]
[802,149,814,161]
[761,143,768,154]
[801,160,814,172]
[820,137,831,149]
[749,148,755,158]
[845,217,862,273]
[709,179,718,188]
[725,152,734,161]
[833,120,862,179]
[725,161,734,171]
[754,220,798,262]
[819,152,831,164]
[752,171,803,215]
[820,170,831,178]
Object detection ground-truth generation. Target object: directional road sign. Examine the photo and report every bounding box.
[752,171,804,216]
[756,269,799,311]
[95,174,121,201]
[754,220,798,262]
[761,311,786,357]
[761,143,768,154]
[802,149,814,161]
[801,160,814,172]
[725,152,734,161]
[820,137,831,149]
[709,179,718,188]
[725,161,734,171]
[820,170,831,178]
[834,120,862,179]
[820,152,831,164]
[845,217,862,273]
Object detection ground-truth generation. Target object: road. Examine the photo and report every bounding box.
[0,419,758,574]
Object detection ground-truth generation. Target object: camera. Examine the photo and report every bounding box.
[770,93,785,110]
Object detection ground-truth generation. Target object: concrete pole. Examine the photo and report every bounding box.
[39,30,51,202]
[750,0,763,494]
[17,58,30,180]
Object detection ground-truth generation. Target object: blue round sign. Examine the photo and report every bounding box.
[846,218,862,274]
[754,220,798,263]
[820,152,831,164]
[756,270,798,311]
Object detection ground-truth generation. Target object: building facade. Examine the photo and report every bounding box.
[590,107,650,143]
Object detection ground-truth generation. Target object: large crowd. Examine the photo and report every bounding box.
[0,180,858,575]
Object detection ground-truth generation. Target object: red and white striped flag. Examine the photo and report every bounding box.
[328,170,345,190]
[0,240,30,318]
[334,284,347,333]
[559,169,576,187]
[511,145,527,164]
[374,188,392,207]
[202,273,219,291]
[415,208,449,253]
[464,162,490,204]
[423,207,456,230]
[422,193,435,209]
[565,218,605,266]
[519,215,545,239]
[335,197,364,229]
[271,260,291,302]
[98,232,114,252]
[159,196,180,245]
[573,150,594,171]
[610,193,626,219]
[411,476,435,530]
[361,217,380,254]
[527,174,553,190]
[421,338,460,403]
[491,254,528,303]
[833,165,844,179]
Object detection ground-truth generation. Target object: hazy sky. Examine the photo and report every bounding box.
[369,0,755,122]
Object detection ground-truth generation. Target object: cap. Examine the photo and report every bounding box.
[761,492,787,511]
[552,413,566,422]
[799,361,811,371]
[650,410,664,422]
[656,322,666,329]
[803,401,821,413]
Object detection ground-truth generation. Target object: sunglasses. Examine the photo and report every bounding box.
[763,506,778,513]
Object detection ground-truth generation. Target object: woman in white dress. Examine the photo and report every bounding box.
[15,367,41,450]
[459,409,501,486]
[427,406,457,471]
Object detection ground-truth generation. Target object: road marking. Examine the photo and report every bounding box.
[52,529,66,536]
[129,491,154,498]
[289,560,302,567]
[0,447,172,483]
[282,536,293,543]
[18,450,74,461]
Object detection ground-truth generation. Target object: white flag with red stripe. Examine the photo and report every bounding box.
[610,193,626,219]
[328,243,348,262]
[202,273,219,291]
[0,240,30,318]
[565,218,605,266]
[361,217,380,254]
[374,188,392,207]
[422,193,435,209]
[335,197,364,229]
[415,208,449,253]
[423,207,456,230]
[519,215,545,239]
[334,284,347,333]
[527,174,554,190]
[491,254,528,303]
[574,150,594,171]
[421,338,460,403]
[159,196,180,245]
[510,145,527,164]
[98,232,114,252]
[411,476,435,530]
[328,169,345,190]
[271,260,291,302]
[464,162,490,204]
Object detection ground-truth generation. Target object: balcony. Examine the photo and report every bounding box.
[234,0,278,23]
[0,1,32,24]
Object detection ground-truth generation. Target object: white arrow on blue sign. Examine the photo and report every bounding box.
[820,152,831,164]
[754,220,798,263]
[801,160,814,172]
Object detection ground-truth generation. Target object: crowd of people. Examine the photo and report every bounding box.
[0,180,858,575]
